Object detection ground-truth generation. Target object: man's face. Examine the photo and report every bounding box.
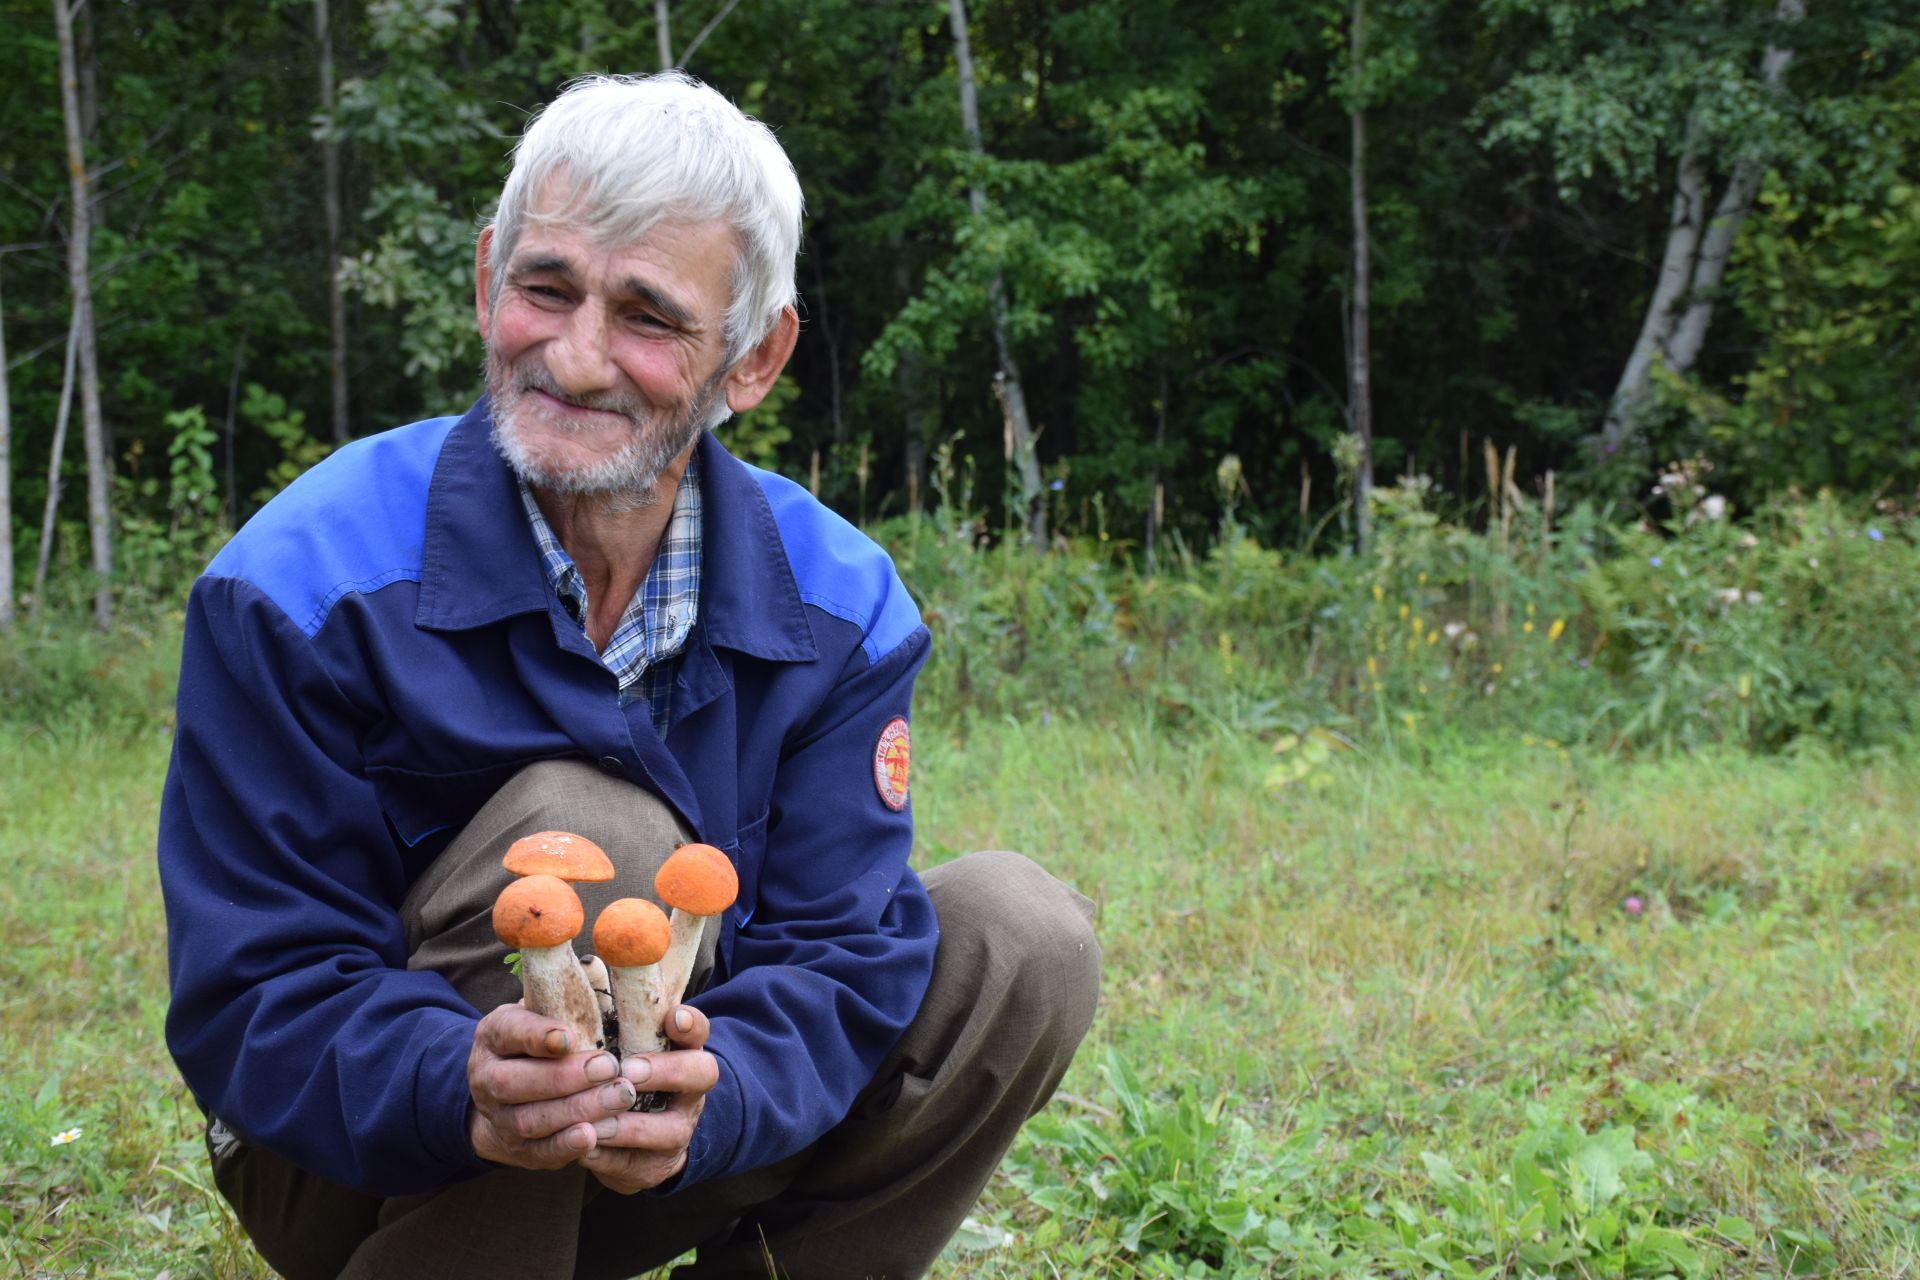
[479,207,741,502]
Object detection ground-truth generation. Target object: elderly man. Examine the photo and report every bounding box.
[159,73,1099,1279]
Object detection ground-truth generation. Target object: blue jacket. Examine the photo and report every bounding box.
[158,400,937,1196]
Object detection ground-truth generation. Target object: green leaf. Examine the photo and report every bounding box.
[34,1074,62,1108]
[1712,1215,1756,1245]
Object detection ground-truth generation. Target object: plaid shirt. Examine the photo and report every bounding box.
[517,456,702,736]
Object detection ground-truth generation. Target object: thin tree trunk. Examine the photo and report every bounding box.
[949,0,1045,550]
[810,249,845,444]
[677,0,743,67]
[1145,367,1166,574]
[1600,121,1705,448]
[30,307,80,621]
[1602,0,1805,449]
[655,0,672,70]
[55,0,112,628]
[891,234,929,516]
[1348,0,1375,555]
[315,0,349,444]
[0,266,13,631]
[1665,0,1806,371]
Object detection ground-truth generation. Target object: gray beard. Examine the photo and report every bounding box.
[486,348,730,507]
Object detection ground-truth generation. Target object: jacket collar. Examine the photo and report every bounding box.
[415,397,817,664]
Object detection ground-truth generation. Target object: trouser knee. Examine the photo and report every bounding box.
[918,849,1102,1092]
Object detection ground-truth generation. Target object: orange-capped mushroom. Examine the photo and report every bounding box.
[493,873,585,949]
[490,873,602,1051]
[654,844,739,1011]
[593,898,674,1063]
[502,830,616,883]
[655,843,737,917]
[594,897,673,968]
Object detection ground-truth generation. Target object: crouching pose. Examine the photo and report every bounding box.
[158,72,1099,1279]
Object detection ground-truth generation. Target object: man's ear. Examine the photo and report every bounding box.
[473,226,496,340]
[723,306,800,415]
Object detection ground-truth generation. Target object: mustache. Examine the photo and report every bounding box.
[504,359,647,421]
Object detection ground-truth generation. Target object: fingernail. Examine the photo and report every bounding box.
[600,1081,635,1110]
[594,1117,620,1140]
[585,1054,619,1083]
[580,1145,603,1162]
[674,1009,692,1032]
[547,1030,571,1055]
[567,1125,593,1152]
[625,1057,653,1084]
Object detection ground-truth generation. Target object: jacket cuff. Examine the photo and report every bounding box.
[657,1050,743,1193]
[415,1015,491,1181]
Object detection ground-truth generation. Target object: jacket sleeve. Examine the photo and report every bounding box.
[159,574,488,1195]
[674,624,938,1187]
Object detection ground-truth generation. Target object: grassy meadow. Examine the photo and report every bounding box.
[5,490,1920,1277]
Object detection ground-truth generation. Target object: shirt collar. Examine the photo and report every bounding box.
[415,396,816,665]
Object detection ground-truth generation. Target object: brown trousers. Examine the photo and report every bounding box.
[210,760,1101,1279]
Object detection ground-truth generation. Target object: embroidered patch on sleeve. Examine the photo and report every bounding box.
[873,717,911,811]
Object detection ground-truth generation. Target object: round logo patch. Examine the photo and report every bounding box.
[873,717,911,811]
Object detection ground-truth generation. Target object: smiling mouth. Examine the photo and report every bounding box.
[527,386,636,426]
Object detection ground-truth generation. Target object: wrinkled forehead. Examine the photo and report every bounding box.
[519,168,741,262]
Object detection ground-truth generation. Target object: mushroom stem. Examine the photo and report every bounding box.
[519,944,605,1052]
[657,910,706,1009]
[608,963,670,1059]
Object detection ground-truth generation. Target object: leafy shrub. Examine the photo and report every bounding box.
[889,472,1919,756]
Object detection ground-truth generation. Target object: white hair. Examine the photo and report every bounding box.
[488,72,802,360]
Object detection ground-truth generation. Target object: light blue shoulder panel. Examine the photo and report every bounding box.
[747,463,922,666]
[206,417,460,637]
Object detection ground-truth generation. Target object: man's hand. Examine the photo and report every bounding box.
[466,1004,639,1169]
[580,1004,719,1194]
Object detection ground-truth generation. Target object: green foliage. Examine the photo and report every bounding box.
[1674,66,1920,493]
[1004,1049,1339,1275]
[113,407,229,598]
[244,383,333,508]
[895,468,1920,757]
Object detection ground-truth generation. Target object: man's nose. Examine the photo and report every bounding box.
[546,301,617,395]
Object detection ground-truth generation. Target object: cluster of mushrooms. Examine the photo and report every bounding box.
[491,831,737,1100]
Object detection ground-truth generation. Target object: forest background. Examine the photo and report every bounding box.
[3,0,1920,1277]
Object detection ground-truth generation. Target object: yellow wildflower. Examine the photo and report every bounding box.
[1547,618,1566,643]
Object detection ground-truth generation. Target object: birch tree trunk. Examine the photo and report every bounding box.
[1348,0,1375,555]
[1600,122,1706,448]
[315,0,349,444]
[1665,0,1805,371]
[655,0,672,70]
[1600,0,1806,451]
[54,0,112,629]
[948,0,1046,550]
[30,309,79,621]
[0,266,13,631]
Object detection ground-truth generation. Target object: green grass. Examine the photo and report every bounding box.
[3,649,1916,1276]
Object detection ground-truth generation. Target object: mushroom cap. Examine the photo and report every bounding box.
[492,873,585,949]
[654,843,738,916]
[593,898,673,967]
[502,830,616,883]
